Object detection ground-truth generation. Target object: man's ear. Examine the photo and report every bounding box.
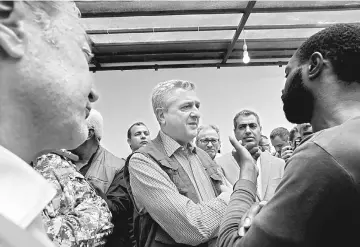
[308,52,324,80]
[88,129,95,140]
[156,108,166,125]
[0,1,26,58]
[127,138,131,146]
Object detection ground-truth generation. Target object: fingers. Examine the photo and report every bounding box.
[220,184,232,193]
[281,145,293,152]
[238,201,267,237]
[244,142,258,151]
[259,200,268,207]
[281,150,293,160]
[246,146,259,155]
[229,136,244,153]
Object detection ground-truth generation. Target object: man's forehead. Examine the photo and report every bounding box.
[273,135,287,143]
[237,115,258,124]
[132,125,148,133]
[167,89,199,105]
[199,128,218,138]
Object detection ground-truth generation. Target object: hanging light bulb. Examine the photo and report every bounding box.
[242,32,250,64]
[243,51,250,64]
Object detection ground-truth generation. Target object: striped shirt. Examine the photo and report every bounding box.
[129,131,231,246]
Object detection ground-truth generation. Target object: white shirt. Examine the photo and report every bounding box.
[0,146,55,229]
[256,157,262,199]
[0,146,57,247]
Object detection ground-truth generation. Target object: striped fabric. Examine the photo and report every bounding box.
[129,131,231,246]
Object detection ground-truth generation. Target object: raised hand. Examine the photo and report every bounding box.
[244,142,262,160]
[230,136,258,183]
[281,145,293,162]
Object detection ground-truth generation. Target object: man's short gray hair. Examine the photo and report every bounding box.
[24,1,81,21]
[151,79,195,116]
[196,124,221,142]
[233,109,261,129]
[87,109,103,142]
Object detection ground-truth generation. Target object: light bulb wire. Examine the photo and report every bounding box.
[243,30,247,51]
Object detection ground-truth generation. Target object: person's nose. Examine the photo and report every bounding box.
[88,88,99,103]
[190,106,201,119]
[245,125,251,134]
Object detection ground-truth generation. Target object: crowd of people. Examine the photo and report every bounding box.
[0,2,359,247]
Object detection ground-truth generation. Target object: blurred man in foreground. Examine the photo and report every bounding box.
[0,1,98,246]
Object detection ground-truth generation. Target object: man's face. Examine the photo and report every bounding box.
[271,136,290,155]
[281,55,315,124]
[161,88,200,145]
[128,125,150,152]
[196,128,220,160]
[2,3,97,150]
[234,115,262,146]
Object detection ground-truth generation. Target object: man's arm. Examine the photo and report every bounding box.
[129,153,231,246]
[94,168,131,218]
[34,154,113,247]
[218,142,355,247]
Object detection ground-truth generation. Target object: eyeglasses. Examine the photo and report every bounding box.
[199,139,219,145]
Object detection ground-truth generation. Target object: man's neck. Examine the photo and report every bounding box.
[0,102,39,164]
[161,129,191,147]
[74,144,99,165]
[311,92,360,132]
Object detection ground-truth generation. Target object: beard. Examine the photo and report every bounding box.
[281,67,315,124]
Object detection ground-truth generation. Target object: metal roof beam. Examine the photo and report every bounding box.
[77,1,360,18]
[86,22,358,35]
[252,3,360,13]
[89,61,288,72]
[222,1,256,64]
[92,47,298,56]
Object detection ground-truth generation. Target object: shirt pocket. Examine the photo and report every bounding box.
[162,168,189,196]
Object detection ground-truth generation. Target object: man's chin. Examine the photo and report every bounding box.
[206,150,215,155]
[243,140,257,146]
[284,108,311,124]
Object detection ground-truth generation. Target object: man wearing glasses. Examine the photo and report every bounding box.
[196,125,221,160]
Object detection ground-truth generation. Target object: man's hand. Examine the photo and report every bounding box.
[238,201,267,236]
[281,146,293,162]
[230,136,258,183]
[220,184,233,194]
[244,142,262,161]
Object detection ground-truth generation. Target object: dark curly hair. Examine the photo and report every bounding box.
[296,24,360,84]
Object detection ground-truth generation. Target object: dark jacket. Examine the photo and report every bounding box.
[124,134,223,247]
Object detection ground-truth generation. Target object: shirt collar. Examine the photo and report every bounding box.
[159,130,197,157]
